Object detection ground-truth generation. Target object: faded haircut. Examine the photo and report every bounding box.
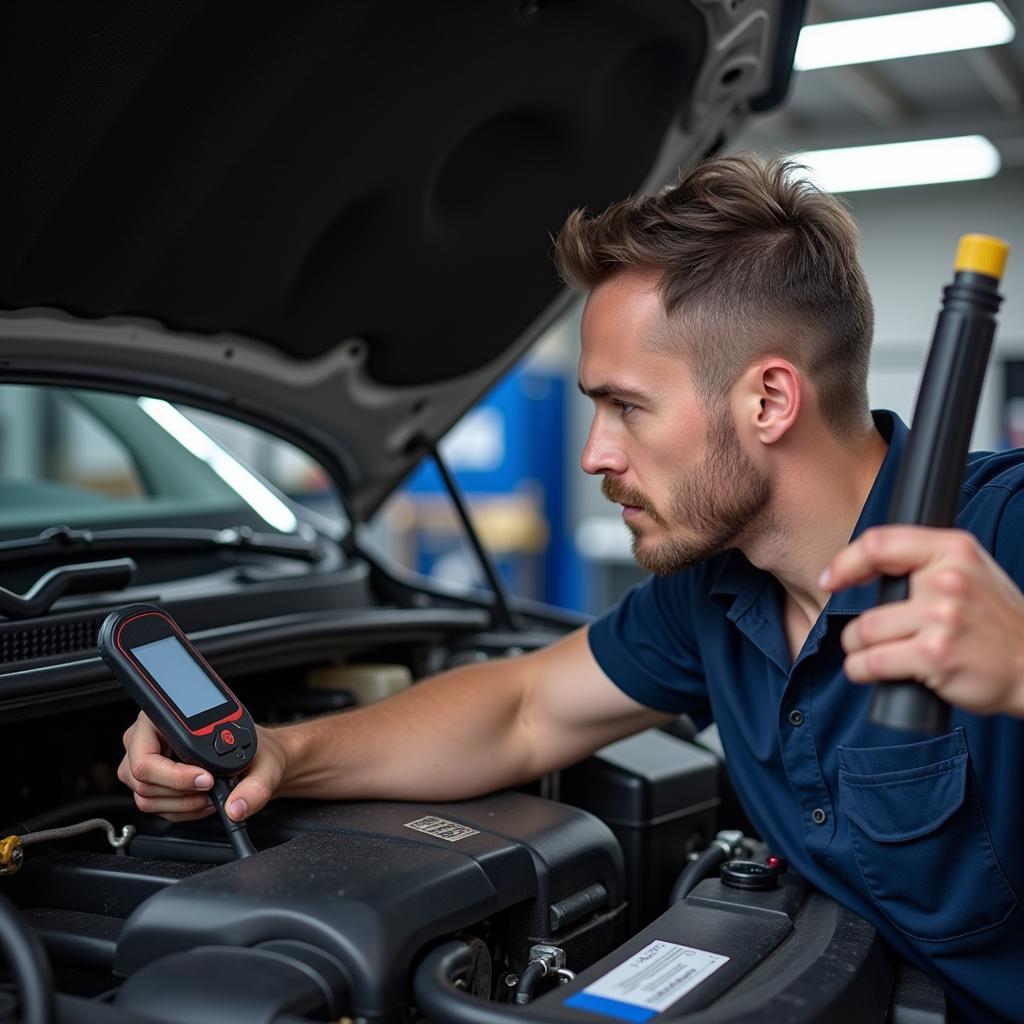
[554,154,874,438]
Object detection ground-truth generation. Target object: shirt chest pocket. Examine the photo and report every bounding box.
[838,728,1017,943]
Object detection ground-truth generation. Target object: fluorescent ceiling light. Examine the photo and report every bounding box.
[137,397,299,533]
[795,3,1015,70]
[793,136,1001,193]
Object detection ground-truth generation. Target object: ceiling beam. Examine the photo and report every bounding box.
[749,108,1024,146]
[822,64,917,124]
[745,106,813,138]
[966,47,1024,114]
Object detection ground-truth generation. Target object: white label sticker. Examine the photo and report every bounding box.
[403,815,480,842]
[565,940,729,1022]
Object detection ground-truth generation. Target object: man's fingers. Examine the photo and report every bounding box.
[822,526,980,592]
[219,742,283,821]
[128,752,213,793]
[843,630,950,685]
[841,602,924,654]
[120,710,215,805]
[161,807,218,823]
[134,792,216,815]
[124,712,163,757]
[130,778,205,799]
[121,758,218,819]
[222,773,274,821]
[124,713,213,792]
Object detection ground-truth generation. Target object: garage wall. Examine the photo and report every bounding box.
[848,166,1024,449]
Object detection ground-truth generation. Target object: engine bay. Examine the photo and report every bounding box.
[0,565,948,1024]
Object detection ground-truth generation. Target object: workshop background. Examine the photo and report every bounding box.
[365,0,1024,614]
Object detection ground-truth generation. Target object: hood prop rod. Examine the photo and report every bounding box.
[421,438,518,633]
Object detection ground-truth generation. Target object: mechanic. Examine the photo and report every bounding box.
[120,155,1023,1023]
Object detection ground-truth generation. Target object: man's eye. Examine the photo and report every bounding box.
[614,400,637,416]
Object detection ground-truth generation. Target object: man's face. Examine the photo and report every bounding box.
[578,273,771,575]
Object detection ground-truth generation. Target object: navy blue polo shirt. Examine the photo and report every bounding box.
[588,412,1024,1024]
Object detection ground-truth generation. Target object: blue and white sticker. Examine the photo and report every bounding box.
[564,940,729,1022]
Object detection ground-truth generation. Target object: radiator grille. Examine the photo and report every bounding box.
[0,616,105,665]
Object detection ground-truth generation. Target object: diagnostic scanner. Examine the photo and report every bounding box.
[99,604,258,857]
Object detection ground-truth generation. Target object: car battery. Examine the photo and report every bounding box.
[560,728,720,931]
[519,869,896,1024]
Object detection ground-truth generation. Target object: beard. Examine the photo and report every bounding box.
[601,406,772,576]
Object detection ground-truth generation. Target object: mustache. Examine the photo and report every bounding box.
[601,477,666,526]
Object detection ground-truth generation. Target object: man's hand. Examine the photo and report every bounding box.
[118,712,287,822]
[821,525,1024,718]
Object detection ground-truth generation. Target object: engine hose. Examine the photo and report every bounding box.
[415,942,564,1024]
[19,818,135,851]
[6,794,135,835]
[513,959,548,1004]
[1,818,137,874]
[0,889,56,1024]
[669,843,729,904]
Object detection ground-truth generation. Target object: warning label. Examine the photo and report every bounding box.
[403,815,480,842]
[564,940,729,1022]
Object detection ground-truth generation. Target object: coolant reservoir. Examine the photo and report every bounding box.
[305,663,412,704]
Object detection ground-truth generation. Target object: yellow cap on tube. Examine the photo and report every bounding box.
[954,234,1010,281]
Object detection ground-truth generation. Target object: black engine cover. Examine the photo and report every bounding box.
[114,792,625,1021]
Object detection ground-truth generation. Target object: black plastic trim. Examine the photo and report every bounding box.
[0,607,492,712]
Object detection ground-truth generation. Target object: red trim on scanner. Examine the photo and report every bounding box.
[113,610,243,736]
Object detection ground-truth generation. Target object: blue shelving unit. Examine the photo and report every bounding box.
[401,364,583,610]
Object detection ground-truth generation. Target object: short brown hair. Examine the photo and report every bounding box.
[555,154,874,436]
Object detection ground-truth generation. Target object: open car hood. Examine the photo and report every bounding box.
[0,1,802,521]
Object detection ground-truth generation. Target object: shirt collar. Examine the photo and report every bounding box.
[709,410,908,616]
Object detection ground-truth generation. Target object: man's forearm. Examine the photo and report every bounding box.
[118,626,663,821]
[271,659,541,802]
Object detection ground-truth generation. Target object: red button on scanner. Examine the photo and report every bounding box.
[214,728,239,755]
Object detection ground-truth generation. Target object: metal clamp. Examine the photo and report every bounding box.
[0,835,24,875]
[528,944,567,971]
[711,829,745,857]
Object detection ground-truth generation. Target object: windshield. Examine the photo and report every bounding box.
[0,384,341,540]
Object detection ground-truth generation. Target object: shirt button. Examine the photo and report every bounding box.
[788,709,805,726]
[812,808,827,825]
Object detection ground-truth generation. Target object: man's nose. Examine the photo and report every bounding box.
[581,421,627,476]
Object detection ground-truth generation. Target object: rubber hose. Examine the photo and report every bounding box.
[0,889,56,1024]
[513,959,548,1004]
[2,793,134,835]
[669,844,729,905]
[415,942,564,1024]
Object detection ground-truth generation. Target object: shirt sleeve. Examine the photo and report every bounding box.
[587,573,712,727]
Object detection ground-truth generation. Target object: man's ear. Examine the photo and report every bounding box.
[742,359,801,445]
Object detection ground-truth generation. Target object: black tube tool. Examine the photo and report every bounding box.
[869,234,1010,734]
